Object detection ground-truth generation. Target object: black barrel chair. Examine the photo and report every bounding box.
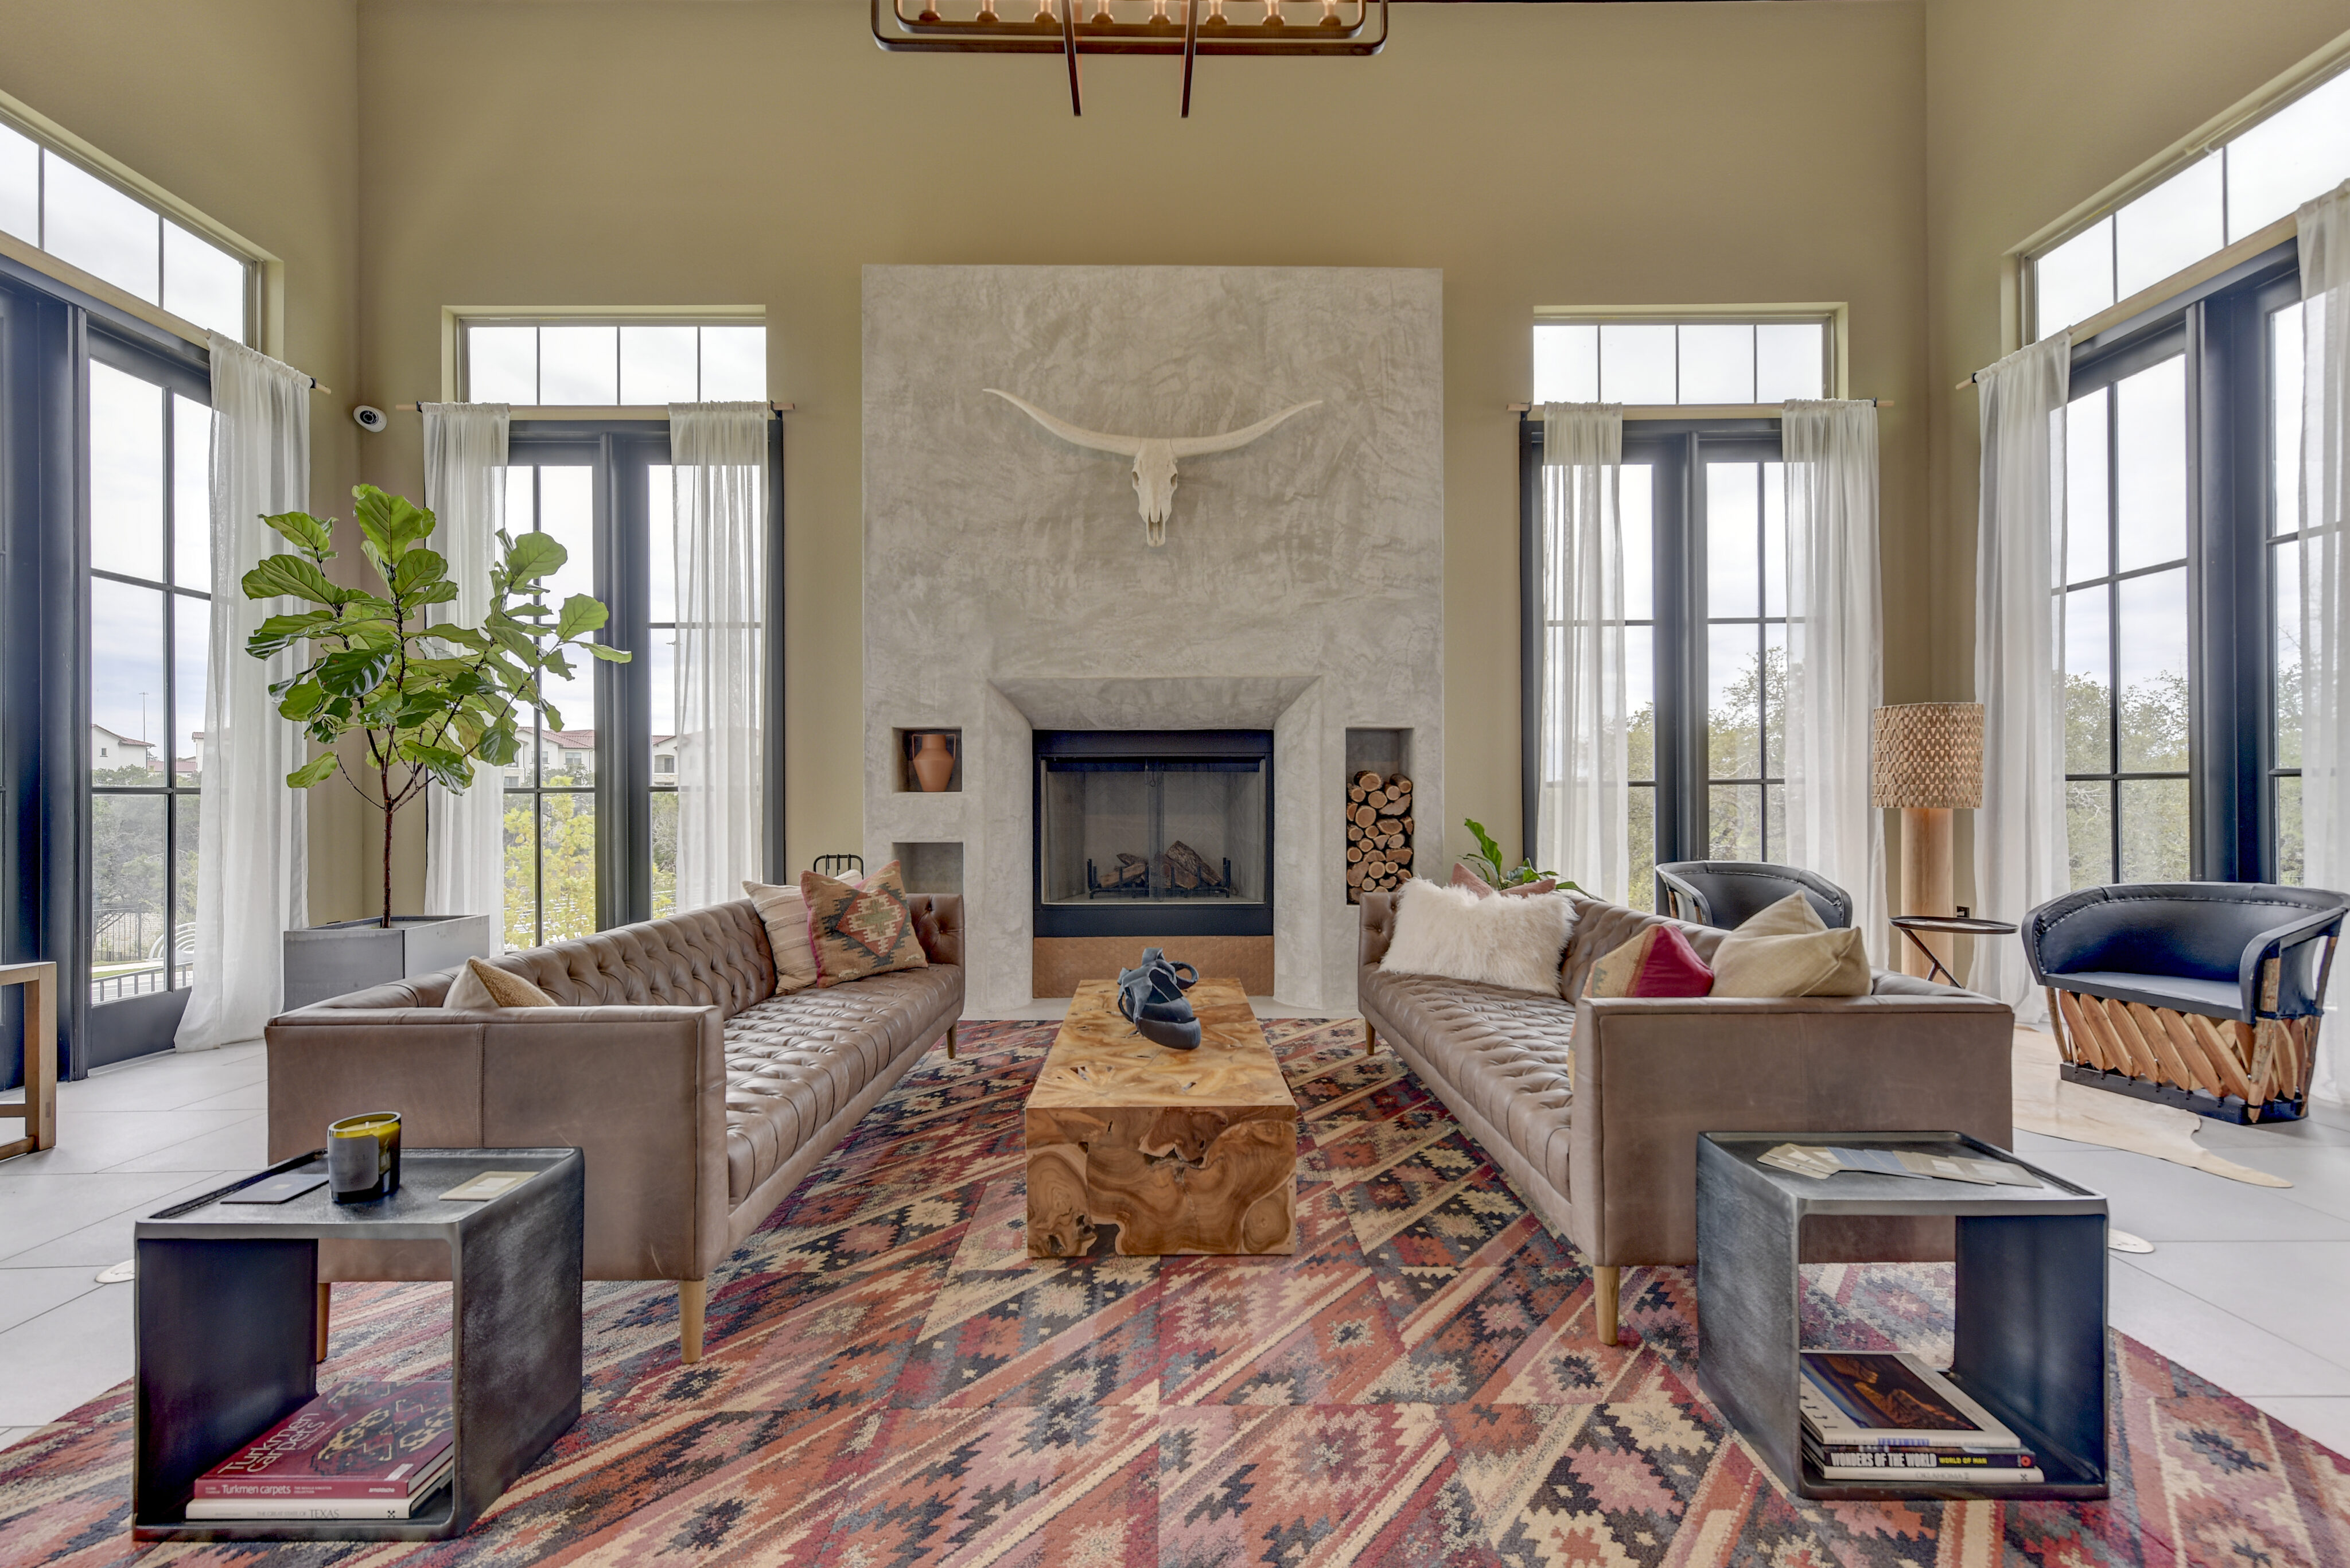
[1652,861,1853,932]
[2022,882,2349,1122]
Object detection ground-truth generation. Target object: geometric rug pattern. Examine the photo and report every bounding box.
[3,1018,2348,1566]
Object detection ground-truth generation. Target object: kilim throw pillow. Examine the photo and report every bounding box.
[1582,924,1714,999]
[802,859,930,987]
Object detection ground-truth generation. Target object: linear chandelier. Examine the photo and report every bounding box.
[870,0,1387,118]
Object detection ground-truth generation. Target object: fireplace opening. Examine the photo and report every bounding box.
[1034,730,1273,938]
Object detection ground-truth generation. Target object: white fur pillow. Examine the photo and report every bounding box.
[1378,878,1575,995]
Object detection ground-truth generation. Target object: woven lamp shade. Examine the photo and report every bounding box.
[1870,703,1984,810]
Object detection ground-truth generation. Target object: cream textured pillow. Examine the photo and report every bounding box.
[743,878,822,995]
[1378,878,1575,995]
[1707,893,1871,997]
[443,956,558,1010]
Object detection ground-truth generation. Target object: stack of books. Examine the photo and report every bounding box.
[1799,1352,2042,1484]
[185,1380,454,1520]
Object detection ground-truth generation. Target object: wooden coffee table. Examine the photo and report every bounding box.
[1025,976,1297,1258]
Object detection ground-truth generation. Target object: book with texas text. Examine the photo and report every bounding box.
[190,1380,453,1503]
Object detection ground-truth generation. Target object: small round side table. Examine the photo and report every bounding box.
[1888,910,2016,988]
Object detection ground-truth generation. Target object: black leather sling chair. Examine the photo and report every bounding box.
[1653,861,1854,932]
[2022,881,2349,1123]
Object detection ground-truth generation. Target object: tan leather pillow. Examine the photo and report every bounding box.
[1708,893,1871,997]
[443,956,557,1010]
[742,878,821,995]
[802,859,929,987]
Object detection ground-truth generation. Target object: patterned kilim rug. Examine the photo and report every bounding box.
[3,1018,2348,1567]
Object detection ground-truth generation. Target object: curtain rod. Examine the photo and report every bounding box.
[392,403,792,419]
[1508,399,1888,416]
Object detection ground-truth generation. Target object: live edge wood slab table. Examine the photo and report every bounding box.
[1026,977,1297,1258]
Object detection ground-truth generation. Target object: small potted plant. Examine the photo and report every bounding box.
[248,486,630,1008]
[1460,818,1577,893]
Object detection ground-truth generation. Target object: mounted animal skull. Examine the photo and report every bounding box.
[985,388,1322,546]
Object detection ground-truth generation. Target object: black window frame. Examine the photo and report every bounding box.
[500,421,787,944]
[2053,238,2301,885]
[1519,415,1786,896]
[1,250,216,1079]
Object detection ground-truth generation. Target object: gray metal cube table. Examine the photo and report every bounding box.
[1695,1131,2108,1502]
[131,1147,584,1543]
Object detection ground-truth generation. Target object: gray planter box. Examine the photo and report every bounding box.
[282,914,496,1012]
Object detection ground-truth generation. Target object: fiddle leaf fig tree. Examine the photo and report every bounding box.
[243,484,631,928]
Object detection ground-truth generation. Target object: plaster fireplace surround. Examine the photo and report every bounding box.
[862,264,1443,1014]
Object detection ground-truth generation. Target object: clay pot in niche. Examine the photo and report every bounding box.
[909,732,958,792]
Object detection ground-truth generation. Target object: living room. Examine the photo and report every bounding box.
[2,0,2349,1560]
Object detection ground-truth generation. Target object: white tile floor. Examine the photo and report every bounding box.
[2,1034,2348,1459]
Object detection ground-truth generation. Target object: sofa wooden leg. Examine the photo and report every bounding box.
[1363,1019,1376,1055]
[680,1279,707,1363]
[315,1282,332,1362]
[946,1023,958,1060]
[1593,1265,1620,1345]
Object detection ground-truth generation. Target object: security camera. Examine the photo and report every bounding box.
[353,404,388,433]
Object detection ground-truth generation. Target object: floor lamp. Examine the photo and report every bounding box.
[1871,703,1985,980]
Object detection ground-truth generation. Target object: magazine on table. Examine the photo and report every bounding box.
[1797,1352,2023,1450]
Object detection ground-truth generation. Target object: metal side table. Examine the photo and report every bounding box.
[131,1147,584,1543]
[1695,1131,2108,1501]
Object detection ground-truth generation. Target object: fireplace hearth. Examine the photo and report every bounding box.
[1036,730,1273,939]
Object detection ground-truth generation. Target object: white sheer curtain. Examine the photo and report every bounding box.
[1534,403,1629,901]
[1781,401,1888,965]
[421,404,509,940]
[1972,333,2072,1020]
[671,403,769,910]
[2297,182,2350,1106]
[176,336,311,1050]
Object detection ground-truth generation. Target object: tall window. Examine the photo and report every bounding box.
[87,359,211,1003]
[2273,301,2306,884]
[1525,419,1786,910]
[647,466,680,919]
[2062,356,2192,886]
[0,119,248,340]
[2032,63,2350,338]
[461,321,765,404]
[1705,457,1789,863]
[499,462,598,950]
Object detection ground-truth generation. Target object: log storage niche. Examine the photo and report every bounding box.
[1345,771,1414,904]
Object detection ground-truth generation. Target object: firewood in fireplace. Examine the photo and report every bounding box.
[1357,771,1382,791]
[1157,840,1227,892]
[1095,853,1149,892]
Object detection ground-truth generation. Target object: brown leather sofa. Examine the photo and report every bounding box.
[266,895,964,1361]
[1356,891,2012,1344]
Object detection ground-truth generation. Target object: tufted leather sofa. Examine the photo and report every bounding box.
[265,895,964,1361]
[1356,890,2011,1344]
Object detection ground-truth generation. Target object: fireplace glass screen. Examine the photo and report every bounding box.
[1034,731,1272,936]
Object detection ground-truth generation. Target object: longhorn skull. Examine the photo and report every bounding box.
[985,388,1322,546]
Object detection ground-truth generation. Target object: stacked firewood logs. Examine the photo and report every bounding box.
[1345,771,1413,904]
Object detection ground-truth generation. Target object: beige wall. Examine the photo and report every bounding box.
[347,0,1930,912]
[1923,0,2350,912]
[0,0,368,919]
